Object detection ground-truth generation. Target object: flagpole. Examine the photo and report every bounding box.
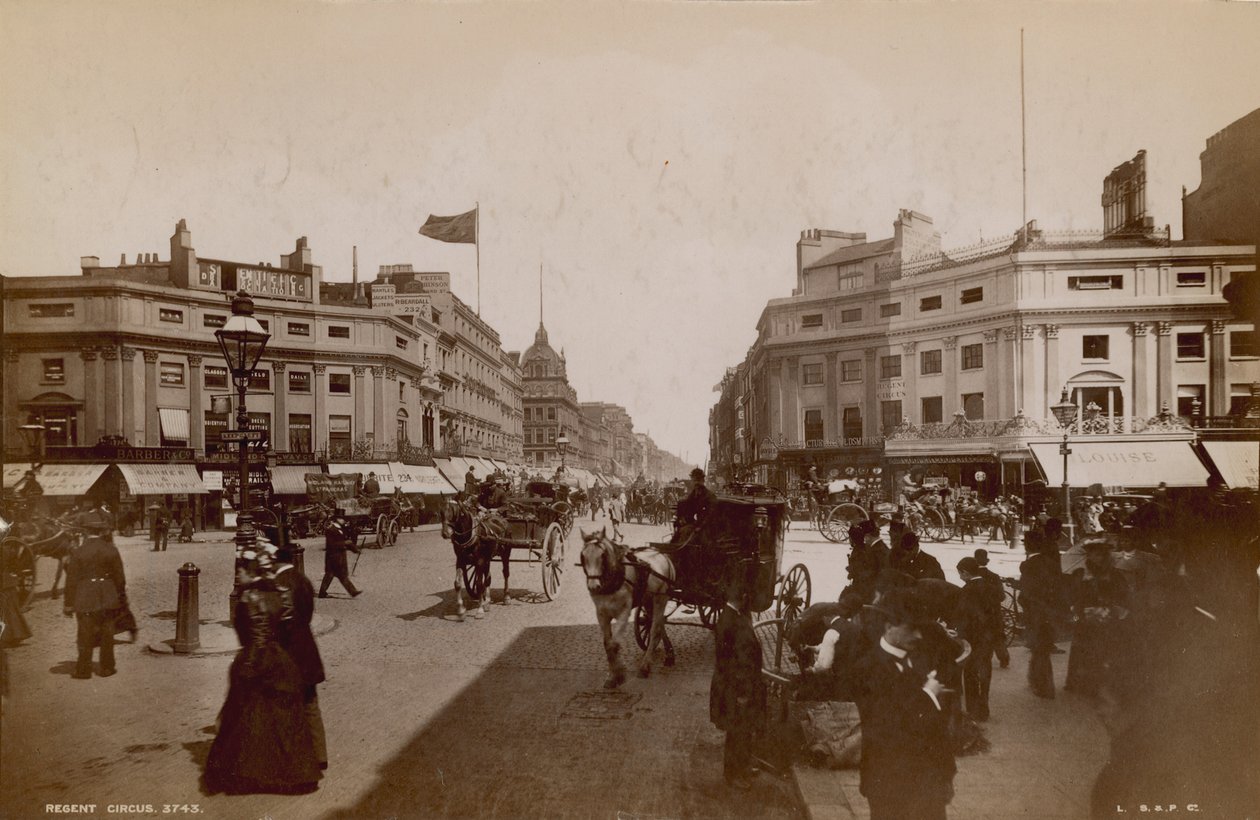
[1020,28,1027,245]
[475,201,481,316]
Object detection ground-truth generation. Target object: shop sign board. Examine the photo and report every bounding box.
[195,259,313,302]
[876,379,906,401]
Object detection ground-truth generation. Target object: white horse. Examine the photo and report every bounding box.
[579,527,676,688]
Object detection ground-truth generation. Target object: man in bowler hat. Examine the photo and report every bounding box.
[710,565,766,789]
[319,514,362,598]
[63,511,127,678]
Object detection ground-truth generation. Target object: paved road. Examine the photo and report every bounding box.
[2,518,805,820]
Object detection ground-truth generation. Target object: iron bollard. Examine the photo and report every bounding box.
[174,562,201,654]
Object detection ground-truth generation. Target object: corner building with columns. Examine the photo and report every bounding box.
[2,220,445,528]
[713,202,1258,496]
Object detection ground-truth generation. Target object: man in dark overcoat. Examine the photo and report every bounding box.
[891,532,945,581]
[973,549,1010,668]
[318,515,361,598]
[63,511,127,678]
[852,588,955,820]
[1019,532,1065,698]
[954,557,1003,721]
[710,570,766,788]
[275,547,328,769]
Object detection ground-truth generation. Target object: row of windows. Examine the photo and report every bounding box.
[203,410,435,454]
[1082,331,1258,361]
[524,406,559,421]
[799,287,985,329]
[801,394,987,441]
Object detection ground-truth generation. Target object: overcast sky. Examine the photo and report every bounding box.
[2,1,1258,465]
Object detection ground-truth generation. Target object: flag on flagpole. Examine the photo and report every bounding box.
[418,208,477,244]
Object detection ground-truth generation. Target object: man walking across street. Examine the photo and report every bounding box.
[319,515,362,598]
[152,501,171,551]
[1019,532,1065,699]
[63,511,127,678]
[608,493,625,541]
[954,556,1003,721]
[973,549,1010,668]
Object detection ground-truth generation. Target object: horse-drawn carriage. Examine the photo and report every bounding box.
[445,479,572,607]
[579,483,812,688]
[0,509,82,607]
[302,472,403,548]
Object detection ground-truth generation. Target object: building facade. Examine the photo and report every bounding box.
[1183,107,1260,255]
[518,321,584,470]
[2,220,446,525]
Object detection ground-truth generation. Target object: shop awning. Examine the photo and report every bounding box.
[1201,441,1259,489]
[271,465,322,495]
[434,457,461,489]
[116,463,208,495]
[326,463,387,489]
[447,456,491,481]
[31,463,110,496]
[2,463,32,489]
[1027,440,1210,488]
[158,408,190,443]
[388,461,457,494]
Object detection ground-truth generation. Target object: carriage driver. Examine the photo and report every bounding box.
[673,467,717,547]
[478,471,511,511]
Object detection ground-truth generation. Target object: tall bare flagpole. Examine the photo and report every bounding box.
[539,261,543,325]
[1020,29,1027,244]
[473,202,478,317]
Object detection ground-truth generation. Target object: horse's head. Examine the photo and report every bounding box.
[579,526,624,595]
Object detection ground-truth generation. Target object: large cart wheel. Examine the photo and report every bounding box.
[924,508,951,543]
[387,518,401,546]
[1001,582,1021,646]
[824,503,868,544]
[461,558,488,601]
[633,605,653,650]
[697,603,718,627]
[541,522,564,601]
[375,514,390,547]
[776,563,811,627]
[2,538,36,608]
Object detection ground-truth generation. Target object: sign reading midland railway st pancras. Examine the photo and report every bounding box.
[194,259,313,302]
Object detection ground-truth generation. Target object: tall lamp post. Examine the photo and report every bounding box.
[18,421,47,502]
[1050,388,1079,544]
[214,290,270,619]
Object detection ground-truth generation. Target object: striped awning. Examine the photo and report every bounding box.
[389,462,458,494]
[271,465,321,495]
[116,463,208,495]
[158,408,191,443]
[2,463,32,489]
[15,463,109,496]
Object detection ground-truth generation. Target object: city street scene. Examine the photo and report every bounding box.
[1,2,1258,819]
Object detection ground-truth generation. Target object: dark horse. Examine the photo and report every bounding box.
[441,497,512,621]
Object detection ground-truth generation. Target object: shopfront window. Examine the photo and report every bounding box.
[204,411,228,455]
[328,415,352,454]
[289,414,312,453]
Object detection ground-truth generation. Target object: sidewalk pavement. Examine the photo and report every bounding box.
[791,643,1108,820]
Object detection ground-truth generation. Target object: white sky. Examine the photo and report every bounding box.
[2,1,1258,464]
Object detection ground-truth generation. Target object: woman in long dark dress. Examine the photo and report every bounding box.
[203,540,321,795]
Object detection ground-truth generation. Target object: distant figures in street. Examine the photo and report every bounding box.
[151,502,171,552]
[63,511,126,679]
[203,537,322,795]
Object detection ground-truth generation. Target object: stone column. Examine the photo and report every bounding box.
[120,347,137,444]
[143,350,160,446]
[942,336,959,416]
[1130,323,1149,418]
[3,350,19,445]
[1020,325,1038,416]
[188,355,204,452]
[386,367,399,445]
[998,327,1018,419]
[901,341,918,421]
[1209,320,1228,416]
[824,353,839,441]
[353,366,368,441]
[102,347,121,437]
[1156,322,1174,412]
[1043,324,1061,413]
[313,365,328,452]
[784,356,800,443]
[80,348,100,443]
[372,366,387,447]
[864,347,878,436]
[982,330,999,419]
[768,359,783,441]
[272,362,287,452]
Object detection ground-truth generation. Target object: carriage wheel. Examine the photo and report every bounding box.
[387,519,401,546]
[541,523,564,601]
[461,559,488,601]
[776,563,811,627]
[633,605,652,650]
[2,538,36,608]
[924,508,951,543]
[824,504,868,544]
[1001,583,1021,646]
[375,514,389,547]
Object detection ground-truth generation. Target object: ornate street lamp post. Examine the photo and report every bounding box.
[556,435,570,470]
[214,290,270,619]
[1050,388,1079,544]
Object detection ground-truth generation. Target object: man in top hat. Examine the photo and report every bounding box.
[851,587,956,820]
[319,514,362,599]
[954,556,1003,721]
[675,468,716,543]
[1019,532,1065,698]
[63,510,127,678]
[463,466,478,500]
[972,549,1010,668]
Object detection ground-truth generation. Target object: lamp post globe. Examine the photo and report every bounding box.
[214,290,271,621]
[1050,388,1079,543]
[556,435,570,469]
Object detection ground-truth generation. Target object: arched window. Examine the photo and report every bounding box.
[396,409,409,446]
[422,405,435,447]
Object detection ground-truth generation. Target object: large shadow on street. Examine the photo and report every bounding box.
[324,624,799,820]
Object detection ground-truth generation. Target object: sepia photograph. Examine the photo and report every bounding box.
[1,1,1258,818]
